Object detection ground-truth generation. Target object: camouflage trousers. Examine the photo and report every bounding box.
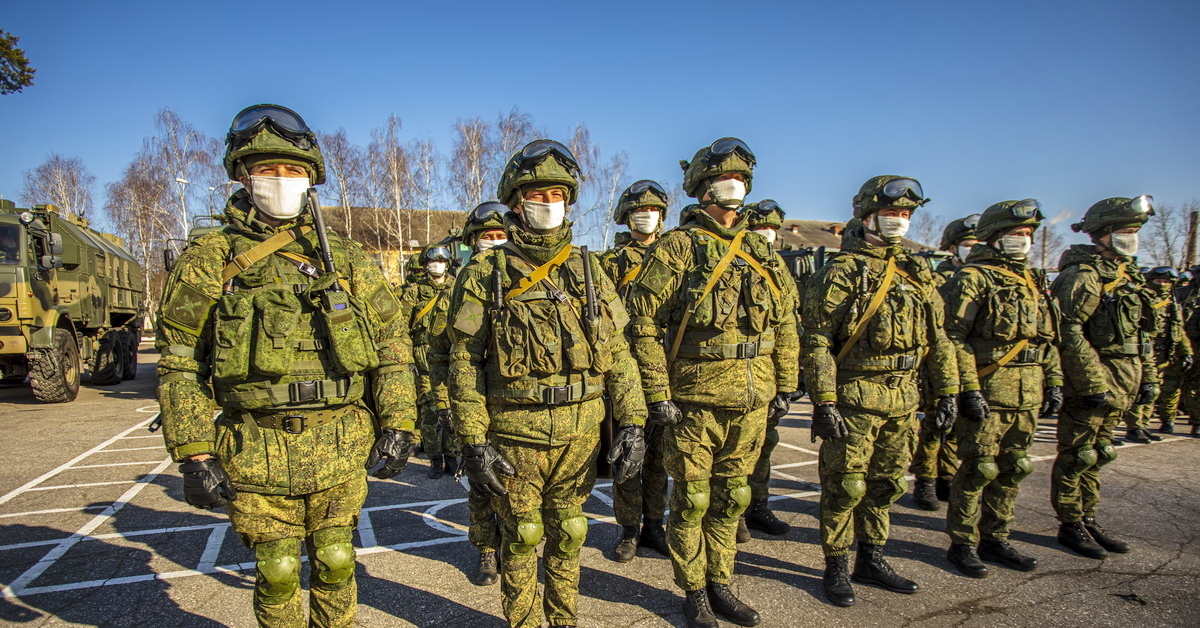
[227,475,367,628]
[908,424,959,481]
[1125,363,1185,429]
[612,424,668,526]
[946,408,1037,546]
[1051,398,1124,523]
[665,402,766,591]
[468,482,501,552]
[419,405,457,457]
[1182,365,1200,423]
[492,428,600,628]
[819,408,917,556]
[748,413,781,502]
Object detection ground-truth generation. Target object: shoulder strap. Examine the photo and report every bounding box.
[414,295,440,323]
[978,339,1030,378]
[501,242,573,301]
[221,226,313,283]
[668,230,748,363]
[835,256,896,365]
[1101,262,1130,294]
[689,228,781,295]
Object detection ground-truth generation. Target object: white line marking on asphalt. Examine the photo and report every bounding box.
[771,460,819,470]
[357,510,377,549]
[774,441,820,455]
[97,446,166,453]
[68,460,167,469]
[196,525,229,572]
[119,435,165,440]
[135,405,160,413]
[419,502,468,536]
[0,505,111,520]
[26,480,138,492]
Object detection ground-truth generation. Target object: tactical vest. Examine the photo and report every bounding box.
[1080,264,1155,358]
[962,264,1058,366]
[209,231,377,412]
[836,254,935,373]
[1149,292,1182,360]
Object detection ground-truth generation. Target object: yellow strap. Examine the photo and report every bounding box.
[1101,263,1129,294]
[413,296,439,324]
[669,231,748,363]
[1152,298,1171,309]
[620,263,643,287]
[978,338,1030,378]
[221,226,312,283]
[690,229,781,295]
[505,243,573,300]
[835,257,896,365]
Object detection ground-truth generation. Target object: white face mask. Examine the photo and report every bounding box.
[249,175,310,220]
[708,178,747,209]
[956,244,974,262]
[752,227,777,245]
[866,214,910,242]
[425,261,448,277]
[521,199,567,230]
[628,210,661,235]
[476,238,506,252]
[1110,232,1139,256]
[995,234,1032,258]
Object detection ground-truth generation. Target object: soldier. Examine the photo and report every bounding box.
[910,214,980,511]
[802,176,959,607]
[941,200,1062,578]
[446,140,648,628]
[626,137,800,628]
[1183,291,1200,436]
[1050,196,1158,559]
[156,104,416,628]
[597,179,671,562]
[1126,267,1193,439]
[402,242,459,478]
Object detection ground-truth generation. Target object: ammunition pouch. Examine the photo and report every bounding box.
[309,288,380,375]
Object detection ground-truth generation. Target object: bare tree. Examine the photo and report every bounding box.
[909,210,943,251]
[449,117,494,210]
[407,138,443,243]
[1144,200,1193,268]
[1031,221,1067,270]
[19,154,96,218]
[105,150,175,317]
[318,128,366,240]
[494,106,540,178]
[367,115,412,276]
[144,108,223,240]
[663,182,687,231]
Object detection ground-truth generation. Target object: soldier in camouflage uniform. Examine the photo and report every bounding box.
[402,242,459,478]
[1124,267,1193,440]
[909,215,979,511]
[1051,196,1158,559]
[597,179,671,563]
[802,176,959,607]
[941,200,1062,578]
[156,104,417,628]
[626,138,800,628]
[1182,291,1200,436]
[447,140,648,628]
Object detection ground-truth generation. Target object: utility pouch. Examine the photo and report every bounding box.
[562,298,597,372]
[252,290,303,377]
[312,288,380,374]
[211,292,254,382]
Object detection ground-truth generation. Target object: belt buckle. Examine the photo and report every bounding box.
[542,386,572,405]
[884,374,904,388]
[1018,348,1038,363]
[895,354,916,370]
[736,342,758,359]
[289,380,321,403]
[282,415,305,434]
[297,262,318,277]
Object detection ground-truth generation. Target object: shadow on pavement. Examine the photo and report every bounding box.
[360,564,507,627]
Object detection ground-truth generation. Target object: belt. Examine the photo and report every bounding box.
[253,412,336,434]
[489,373,605,405]
[674,339,776,360]
[839,354,919,372]
[220,376,354,406]
[975,344,1043,365]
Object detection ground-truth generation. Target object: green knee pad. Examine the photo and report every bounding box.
[1064,445,1099,476]
[680,480,711,523]
[510,514,544,557]
[720,476,752,519]
[311,527,356,589]
[999,451,1034,483]
[880,475,907,504]
[1093,443,1118,469]
[555,509,588,554]
[961,456,1000,492]
[830,473,866,510]
[254,537,302,605]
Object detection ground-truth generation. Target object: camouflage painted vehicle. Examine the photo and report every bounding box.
[0,201,145,402]
[163,215,225,272]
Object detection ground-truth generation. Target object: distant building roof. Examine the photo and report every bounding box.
[321,207,468,252]
[776,219,934,253]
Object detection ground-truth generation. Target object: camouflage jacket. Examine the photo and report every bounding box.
[625,207,800,409]
[1145,286,1193,366]
[942,245,1063,410]
[1051,244,1159,399]
[401,274,454,407]
[932,258,959,290]
[423,277,457,414]
[597,233,652,300]
[446,218,647,445]
[156,190,416,494]
[801,226,959,411]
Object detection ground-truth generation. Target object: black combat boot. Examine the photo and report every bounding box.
[1057,521,1107,559]
[1192,422,1200,437]
[683,588,718,628]
[443,455,461,477]
[745,499,790,535]
[1082,516,1130,553]
[1146,428,1163,442]
[912,478,938,511]
[612,525,640,563]
[935,477,952,502]
[852,542,919,593]
[1125,428,1151,444]
[978,539,1038,571]
[473,549,498,586]
[1160,420,1175,435]
[706,582,761,626]
[427,454,445,479]
[822,555,856,607]
[639,518,669,557]
[947,543,988,578]
[736,517,751,543]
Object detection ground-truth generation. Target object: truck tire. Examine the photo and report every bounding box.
[90,330,124,386]
[29,328,82,403]
[122,327,140,381]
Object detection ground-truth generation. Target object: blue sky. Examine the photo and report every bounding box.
[2,0,1197,235]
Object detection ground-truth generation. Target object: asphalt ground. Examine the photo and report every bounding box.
[1,347,1198,627]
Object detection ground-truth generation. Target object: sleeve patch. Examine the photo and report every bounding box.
[453,297,486,336]
[161,280,216,337]
[368,283,402,323]
[635,255,674,295]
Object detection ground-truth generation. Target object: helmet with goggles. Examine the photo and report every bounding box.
[462,201,508,246]
[497,139,581,206]
[939,213,982,250]
[680,137,755,198]
[419,243,453,264]
[852,175,929,218]
[1071,195,1155,236]
[614,179,669,225]
[1145,266,1180,282]
[975,199,1043,243]
[224,104,325,184]
[746,199,784,229]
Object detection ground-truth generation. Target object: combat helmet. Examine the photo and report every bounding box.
[613,180,669,225]
[746,199,784,229]
[224,104,325,184]
[1071,196,1155,236]
[680,137,755,199]
[496,139,581,206]
[975,200,1043,243]
[939,214,981,250]
[462,201,507,246]
[1144,266,1180,283]
[852,175,929,218]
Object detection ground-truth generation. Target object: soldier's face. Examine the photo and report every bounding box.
[876,207,913,219]
[700,173,746,203]
[1006,226,1034,238]
[1097,226,1140,248]
[478,229,506,241]
[522,188,566,204]
[243,163,309,183]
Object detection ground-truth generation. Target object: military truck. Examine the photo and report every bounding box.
[0,201,145,402]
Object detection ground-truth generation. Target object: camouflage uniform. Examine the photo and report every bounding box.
[1124,275,1192,436]
[1181,296,1200,433]
[909,257,962,504]
[402,269,456,463]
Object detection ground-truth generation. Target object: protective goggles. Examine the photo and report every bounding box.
[513,140,581,176]
[1148,266,1179,280]
[622,179,669,203]
[1130,194,1155,215]
[469,201,508,224]
[701,137,756,167]
[1008,199,1044,220]
[227,104,315,149]
[963,213,981,229]
[752,199,782,216]
[880,178,924,201]
[422,246,453,262]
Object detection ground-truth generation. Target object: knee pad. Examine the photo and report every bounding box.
[830,472,866,510]
[311,527,356,589]
[720,476,752,519]
[879,475,907,504]
[510,513,543,557]
[999,450,1035,483]
[1064,444,1099,475]
[680,480,711,523]
[555,509,588,554]
[961,456,1000,492]
[1093,443,1118,469]
[254,538,301,605]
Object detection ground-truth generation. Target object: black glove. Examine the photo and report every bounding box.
[1135,383,1159,407]
[1082,392,1109,409]
[925,394,958,432]
[461,442,516,497]
[811,404,849,442]
[366,428,415,479]
[607,425,647,484]
[436,409,455,435]
[1040,385,1064,418]
[647,400,682,426]
[959,389,989,422]
[179,458,236,510]
[768,392,793,423]
[1183,355,1195,372]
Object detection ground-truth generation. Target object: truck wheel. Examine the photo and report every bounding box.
[122,327,140,381]
[90,330,124,386]
[29,328,82,403]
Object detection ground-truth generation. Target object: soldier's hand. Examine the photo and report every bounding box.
[811,403,849,442]
[1040,385,1064,418]
[1183,355,1195,372]
[647,400,682,426]
[959,390,989,422]
[461,443,516,497]
[607,425,647,484]
[768,392,793,422]
[1082,392,1109,409]
[179,458,236,510]
[436,409,455,435]
[927,395,958,432]
[1135,383,1159,406]
[367,428,415,479]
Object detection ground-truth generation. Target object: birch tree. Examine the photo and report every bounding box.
[19,154,96,218]
[449,117,494,210]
